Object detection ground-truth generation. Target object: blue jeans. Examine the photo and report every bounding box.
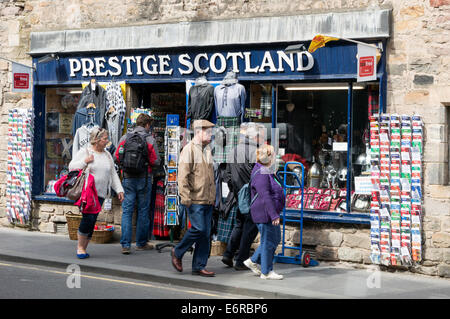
[120,177,152,248]
[251,223,281,275]
[174,204,213,271]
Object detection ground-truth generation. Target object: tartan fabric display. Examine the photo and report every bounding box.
[213,116,240,164]
[216,203,238,243]
[153,180,170,238]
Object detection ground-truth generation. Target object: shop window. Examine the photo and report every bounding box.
[246,83,273,123]
[278,83,378,213]
[43,87,81,193]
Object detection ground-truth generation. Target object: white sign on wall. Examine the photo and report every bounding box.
[357,44,377,82]
[12,62,32,93]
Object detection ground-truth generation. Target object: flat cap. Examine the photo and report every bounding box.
[192,119,215,129]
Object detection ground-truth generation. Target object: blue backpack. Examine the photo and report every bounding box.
[237,169,261,215]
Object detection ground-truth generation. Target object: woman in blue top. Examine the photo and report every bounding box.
[244,144,286,280]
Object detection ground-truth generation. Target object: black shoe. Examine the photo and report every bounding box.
[221,256,233,267]
[234,263,249,271]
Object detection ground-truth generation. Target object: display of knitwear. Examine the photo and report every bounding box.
[6,109,34,225]
[369,114,423,267]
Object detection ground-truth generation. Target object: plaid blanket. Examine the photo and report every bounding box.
[213,116,240,164]
[216,203,237,243]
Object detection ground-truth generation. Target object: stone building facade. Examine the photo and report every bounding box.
[0,0,449,277]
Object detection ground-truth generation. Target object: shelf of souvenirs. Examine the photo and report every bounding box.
[285,187,370,213]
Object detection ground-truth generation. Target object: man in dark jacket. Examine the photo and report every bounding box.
[222,123,265,270]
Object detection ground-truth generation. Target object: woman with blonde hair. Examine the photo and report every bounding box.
[244,144,285,279]
[69,127,124,259]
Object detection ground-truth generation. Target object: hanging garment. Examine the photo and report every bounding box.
[105,109,121,149]
[214,83,246,123]
[213,116,240,164]
[105,81,126,144]
[187,83,215,121]
[71,107,102,136]
[153,180,170,238]
[77,84,108,129]
[72,124,99,157]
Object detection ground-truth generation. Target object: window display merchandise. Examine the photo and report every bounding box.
[278,86,372,213]
[6,108,34,225]
[43,81,126,194]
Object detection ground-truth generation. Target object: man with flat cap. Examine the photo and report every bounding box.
[171,119,216,277]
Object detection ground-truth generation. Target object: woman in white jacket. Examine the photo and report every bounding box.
[69,127,124,259]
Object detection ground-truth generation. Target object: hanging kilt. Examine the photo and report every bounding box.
[213,116,240,164]
[153,180,170,238]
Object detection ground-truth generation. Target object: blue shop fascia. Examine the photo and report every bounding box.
[29,24,388,225]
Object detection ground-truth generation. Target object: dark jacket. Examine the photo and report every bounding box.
[187,83,215,122]
[250,163,285,224]
[226,135,258,197]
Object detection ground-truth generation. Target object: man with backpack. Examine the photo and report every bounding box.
[221,123,266,270]
[115,113,160,254]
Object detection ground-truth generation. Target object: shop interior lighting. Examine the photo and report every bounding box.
[69,90,83,94]
[283,83,366,91]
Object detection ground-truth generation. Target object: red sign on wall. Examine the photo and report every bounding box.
[359,56,375,77]
[14,73,30,90]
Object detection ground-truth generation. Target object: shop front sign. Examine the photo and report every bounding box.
[68,51,315,78]
[33,43,374,84]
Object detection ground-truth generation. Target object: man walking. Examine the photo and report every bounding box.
[222,123,266,270]
[171,120,216,277]
[115,113,160,254]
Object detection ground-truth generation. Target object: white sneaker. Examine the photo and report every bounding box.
[243,258,261,276]
[260,271,284,280]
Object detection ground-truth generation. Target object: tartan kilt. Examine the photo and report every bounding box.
[216,203,238,244]
[213,116,240,164]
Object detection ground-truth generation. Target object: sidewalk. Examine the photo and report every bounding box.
[0,227,449,299]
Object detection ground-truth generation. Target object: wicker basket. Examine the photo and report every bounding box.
[91,228,114,244]
[65,214,114,243]
[66,213,82,241]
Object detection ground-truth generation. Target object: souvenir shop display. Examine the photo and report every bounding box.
[6,108,34,225]
[369,113,423,267]
[146,93,185,168]
[164,115,181,226]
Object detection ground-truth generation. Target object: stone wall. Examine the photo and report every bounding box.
[0,0,449,276]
